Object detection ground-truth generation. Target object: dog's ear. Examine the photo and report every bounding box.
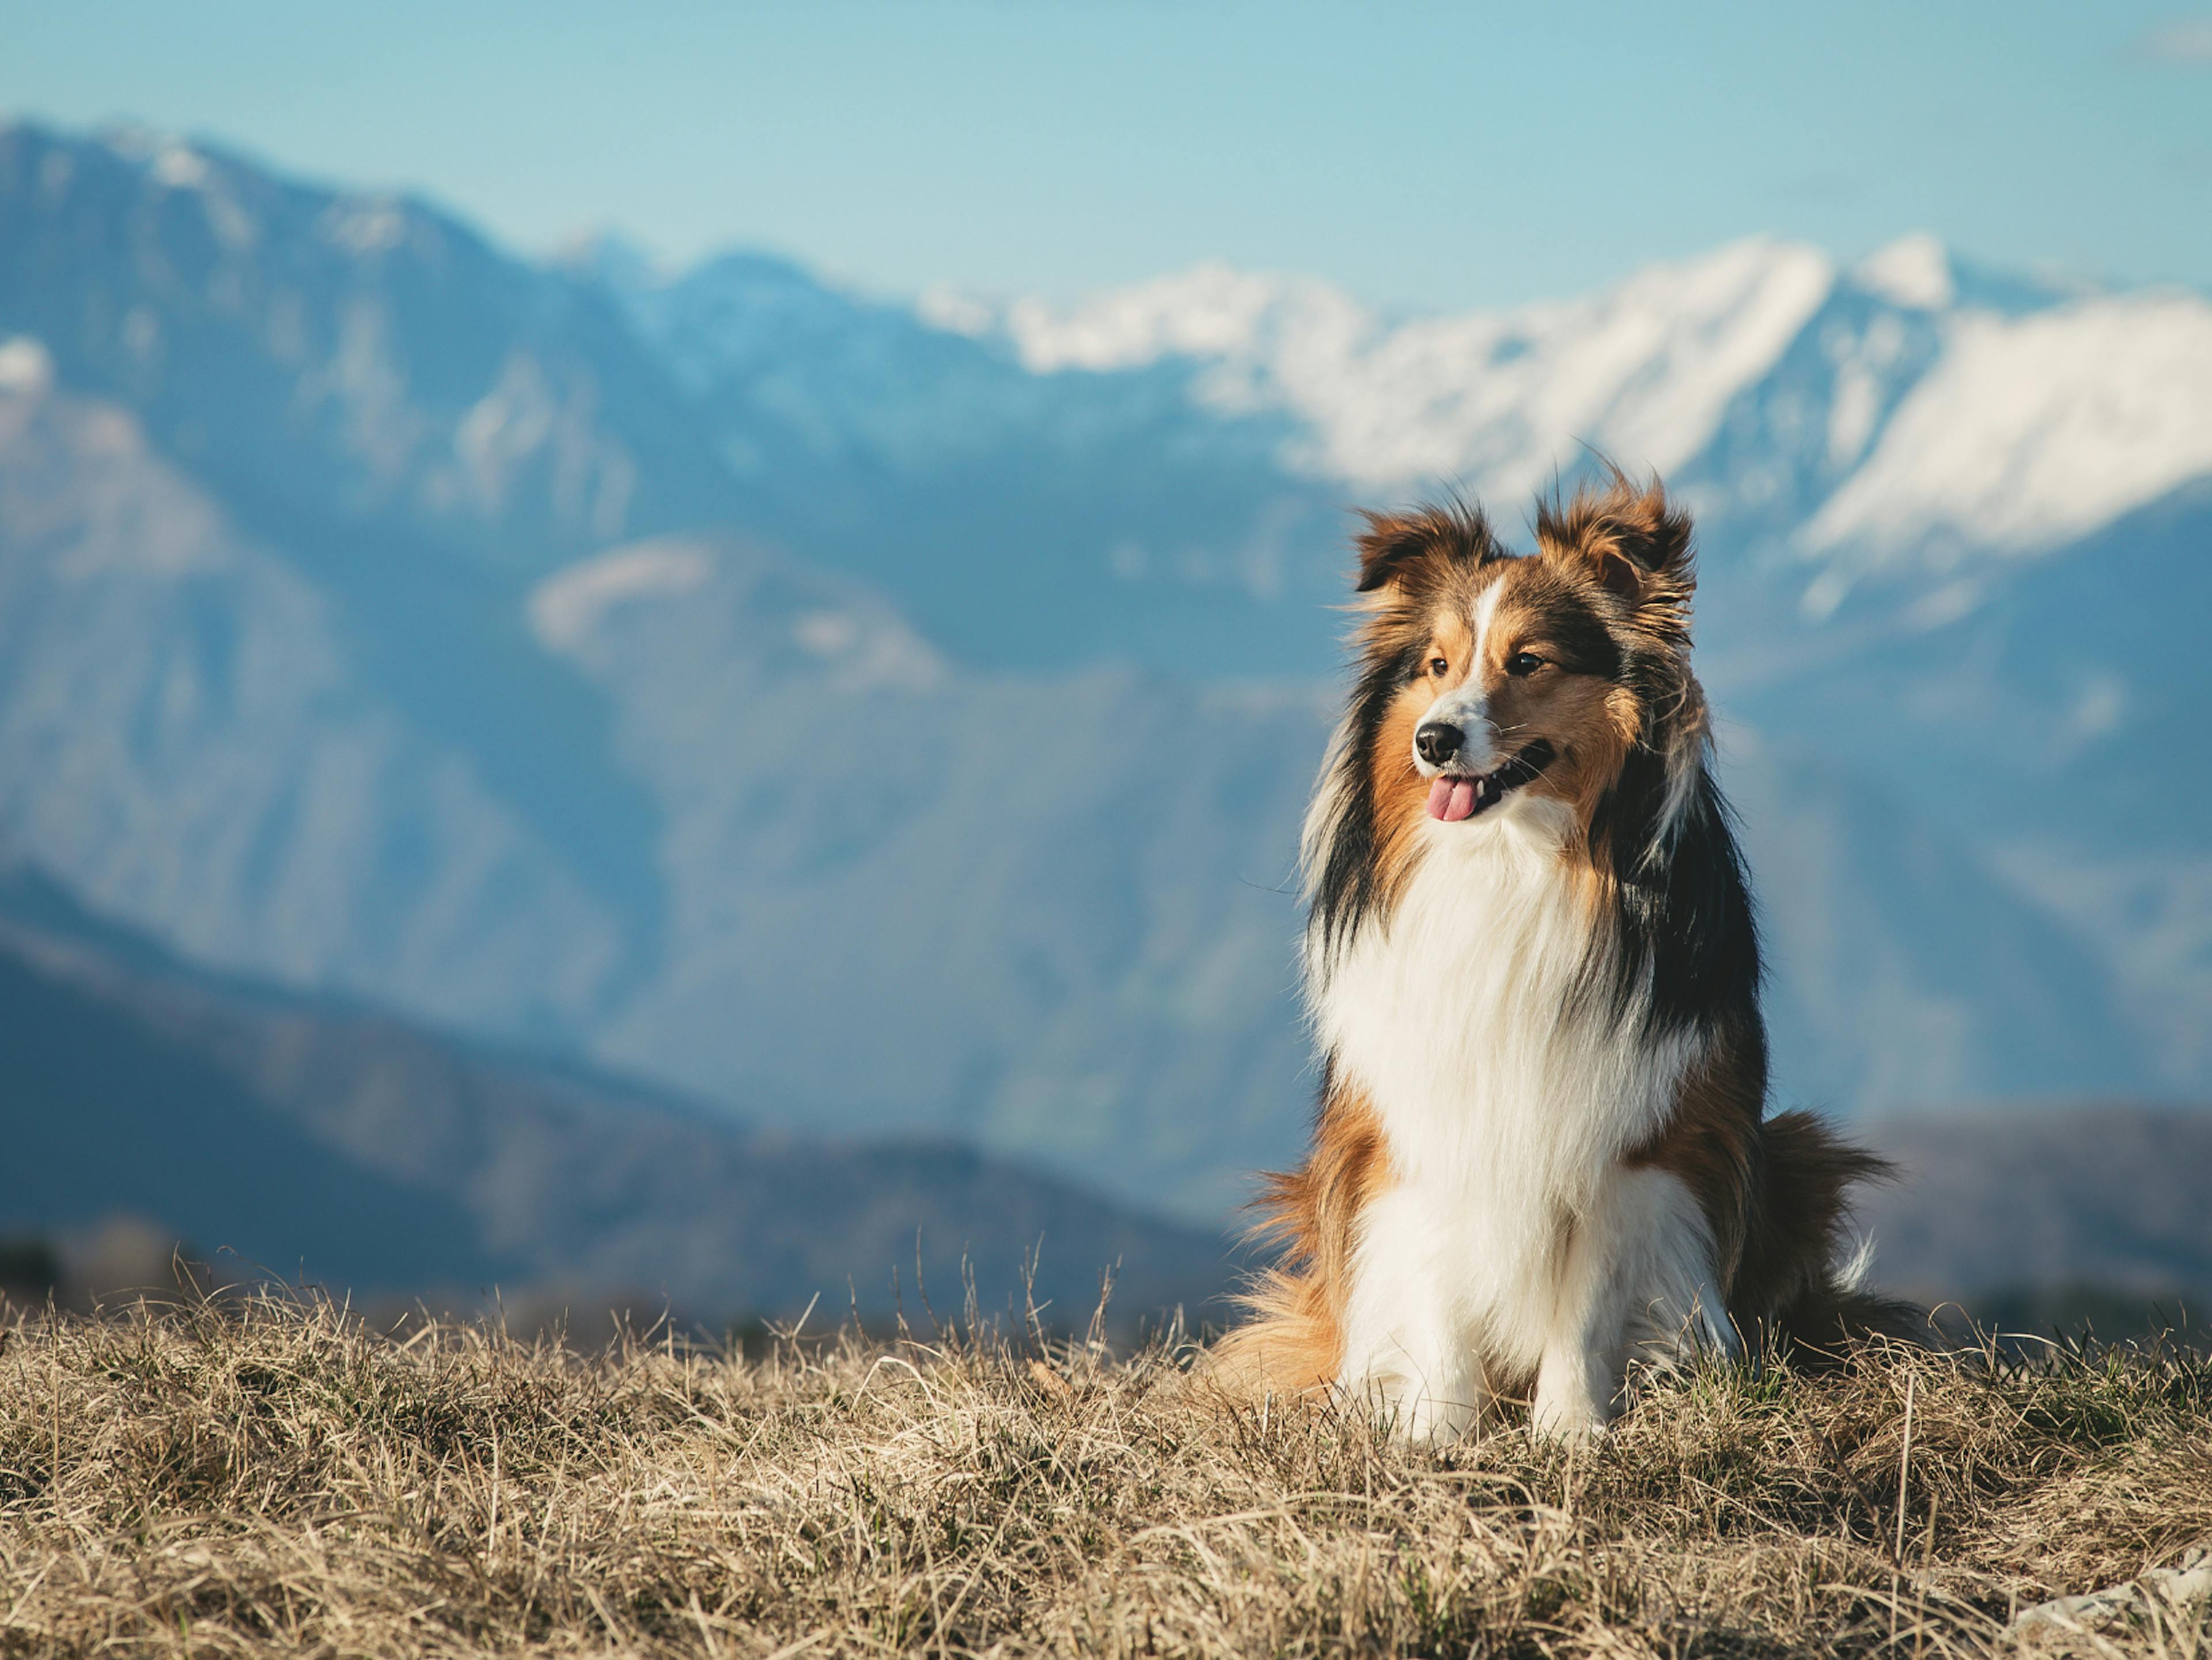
[1536,468,1694,606]
[1354,513,1438,593]
[1354,504,1498,593]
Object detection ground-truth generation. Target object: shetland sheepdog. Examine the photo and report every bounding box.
[1214,471,1910,1441]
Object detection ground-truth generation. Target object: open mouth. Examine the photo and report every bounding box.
[1423,742,1556,823]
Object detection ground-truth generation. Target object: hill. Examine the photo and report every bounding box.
[0,870,1233,1326]
[1861,1105,2212,1314]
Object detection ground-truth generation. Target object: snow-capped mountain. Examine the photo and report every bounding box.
[2,119,2205,1223]
[597,222,2212,674]
[927,230,2212,570]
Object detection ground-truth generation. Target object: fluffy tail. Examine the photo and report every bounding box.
[1202,1103,1392,1408]
[1738,1110,1923,1362]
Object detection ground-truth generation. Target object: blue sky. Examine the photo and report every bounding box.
[3,0,2207,311]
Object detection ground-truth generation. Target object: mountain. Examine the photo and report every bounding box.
[0,127,739,561]
[0,868,1232,1325]
[599,225,2212,1096]
[528,538,1322,1211]
[1859,1105,2212,1313]
[0,329,637,1042]
[565,238,1349,675]
[601,229,2210,653]
[1,118,2205,1228]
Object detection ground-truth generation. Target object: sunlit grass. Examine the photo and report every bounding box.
[0,1288,2206,1656]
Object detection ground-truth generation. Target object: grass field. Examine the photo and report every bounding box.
[1,1291,2207,1657]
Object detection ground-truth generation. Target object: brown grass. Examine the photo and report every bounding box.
[1,1290,2207,1658]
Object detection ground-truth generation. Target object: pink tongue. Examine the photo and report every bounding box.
[1426,777,1478,822]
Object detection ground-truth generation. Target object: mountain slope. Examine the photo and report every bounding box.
[0,336,635,1039]
[0,124,739,564]
[0,869,1232,1321]
[9,853,2203,1321]
[525,532,1323,1215]
[1861,1105,2212,1302]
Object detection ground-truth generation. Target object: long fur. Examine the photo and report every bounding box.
[1212,468,1914,1439]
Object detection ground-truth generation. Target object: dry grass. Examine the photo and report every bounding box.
[1,1290,2207,1658]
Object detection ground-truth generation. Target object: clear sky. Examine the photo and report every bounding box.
[3,0,2207,312]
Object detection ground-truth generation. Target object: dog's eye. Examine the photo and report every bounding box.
[1506,652,1546,677]
[1427,656,1449,678]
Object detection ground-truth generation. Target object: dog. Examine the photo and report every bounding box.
[1213,470,1910,1441]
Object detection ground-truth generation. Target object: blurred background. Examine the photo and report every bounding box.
[1,1,2207,1340]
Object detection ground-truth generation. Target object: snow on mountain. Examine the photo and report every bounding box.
[586,211,2212,587]
[1854,233,1959,312]
[923,233,2212,591]
[985,262,1351,372]
[1801,290,2212,561]
[579,236,1301,488]
[528,539,715,651]
[613,223,2212,698]
[990,239,1838,500]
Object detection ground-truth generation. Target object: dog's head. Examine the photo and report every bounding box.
[1340,472,1707,864]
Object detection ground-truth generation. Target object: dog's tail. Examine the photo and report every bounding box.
[1739,1109,1923,1361]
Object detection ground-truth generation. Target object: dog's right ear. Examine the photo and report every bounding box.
[1354,504,1498,593]
[1354,513,1434,592]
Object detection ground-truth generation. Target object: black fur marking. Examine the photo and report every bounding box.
[1520,587,1623,682]
[1310,635,1424,956]
[1580,754,1764,1046]
[1316,509,1514,955]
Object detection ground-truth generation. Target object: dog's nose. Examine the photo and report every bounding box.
[1415,722,1463,765]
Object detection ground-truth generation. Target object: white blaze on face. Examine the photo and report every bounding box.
[1415,578,1506,776]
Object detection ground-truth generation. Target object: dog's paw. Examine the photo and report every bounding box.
[1530,1402,1609,1446]
[1529,1367,1615,1446]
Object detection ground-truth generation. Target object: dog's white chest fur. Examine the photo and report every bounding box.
[1311,807,1725,1439]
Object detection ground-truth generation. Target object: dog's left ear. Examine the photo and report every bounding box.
[1354,503,1500,593]
[1537,472,1695,606]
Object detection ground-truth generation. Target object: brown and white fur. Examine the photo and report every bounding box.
[1213,471,1910,1442]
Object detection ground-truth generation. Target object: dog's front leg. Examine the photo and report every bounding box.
[1531,1272,1621,1446]
[1335,1188,1486,1442]
[1532,1166,1733,1442]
